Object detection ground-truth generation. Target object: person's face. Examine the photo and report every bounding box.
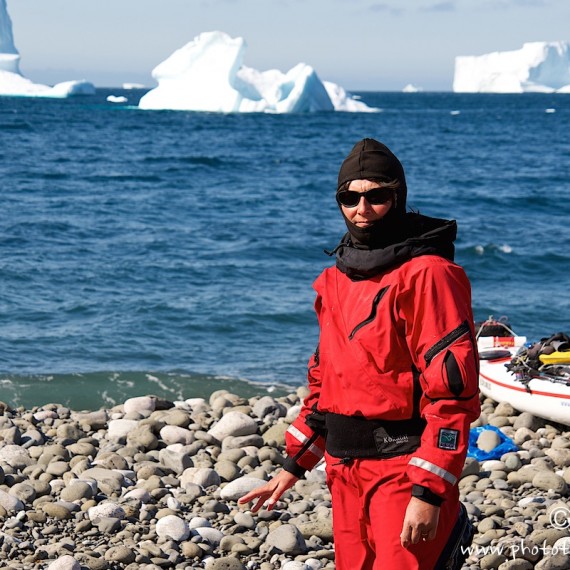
[339,179,393,227]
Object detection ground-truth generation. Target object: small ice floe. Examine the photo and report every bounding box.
[402,83,423,93]
[450,110,461,115]
[106,95,128,103]
[499,244,513,254]
[545,108,556,113]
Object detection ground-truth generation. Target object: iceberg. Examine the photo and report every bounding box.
[0,0,95,97]
[453,41,570,93]
[139,31,376,113]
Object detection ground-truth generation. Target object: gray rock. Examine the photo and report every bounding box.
[204,557,247,570]
[498,560,533,570]
[532,471,567,494]
[215,459,242,482]
[513,412,544,431]
[208,411,258,442]
[297,520,334,542]
[480,553,507,569]
[252,396,286,420]
[265,523,307,555]
[104,545,136,564]
[535,554,570,570]
[75,410,108,430]
[60,481,93,501]
[262,423,288,446]
[0,489,25,513]
[9,482,36,502]
[545,447,570,468]
[219,476,266,501]
[528,528,569,546]
[42,503,73,520]
[159,447,193,474]
[222,434,264,450]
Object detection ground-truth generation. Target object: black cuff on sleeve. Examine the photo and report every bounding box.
[283,456,306,479]
[412,484,444,506]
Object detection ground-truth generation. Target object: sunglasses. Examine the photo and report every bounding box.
[336,187,393,208]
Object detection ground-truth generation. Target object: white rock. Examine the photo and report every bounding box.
[518,496,546,507]
[219,476,266,501]
[482,460,506,471]
[123,488,151,502]
[160,425,195,445]
[107,419,139,441]
[282,562,310,570]
[166,496,181,510]
[286,405,302,422]
[208,411,258,441]
[0,444,33,469]
[189,516,212,529]
[123,396,156,415]
[180,467,221,488]
[33,410,58,421]
[192,526,224,545]
[47,556,81,570]
[88,503,126,521]
[0,489,24,513]
[156,515,190,541]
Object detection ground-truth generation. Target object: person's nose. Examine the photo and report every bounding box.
[356,195,372,214]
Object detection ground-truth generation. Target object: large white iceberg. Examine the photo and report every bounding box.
[0,0,95,97]
[139,31,376,113]
[453,41,570,93]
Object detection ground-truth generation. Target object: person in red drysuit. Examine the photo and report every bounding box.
[239,138,480,570]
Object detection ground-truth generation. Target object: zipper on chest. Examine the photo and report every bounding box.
[348,286,390,340]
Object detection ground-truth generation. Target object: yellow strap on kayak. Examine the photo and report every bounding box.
[539,351,570,365]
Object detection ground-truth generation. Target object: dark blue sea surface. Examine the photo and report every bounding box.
[1,90,568,409]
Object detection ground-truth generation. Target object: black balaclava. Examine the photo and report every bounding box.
[337,138,408,249]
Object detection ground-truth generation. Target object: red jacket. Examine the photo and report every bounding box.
[285,253,480,499]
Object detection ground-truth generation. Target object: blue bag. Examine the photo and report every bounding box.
[467,425,518,461]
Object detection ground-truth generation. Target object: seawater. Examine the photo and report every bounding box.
[1,90,568,410]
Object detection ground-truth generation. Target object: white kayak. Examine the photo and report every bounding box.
[477,319,570,426]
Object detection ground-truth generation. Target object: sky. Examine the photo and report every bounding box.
[5,0,570,91]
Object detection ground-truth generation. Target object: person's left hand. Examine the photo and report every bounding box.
[400,497,440,548]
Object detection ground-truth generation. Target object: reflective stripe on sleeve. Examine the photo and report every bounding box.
[287,425,325,459]
[408,457,457,485]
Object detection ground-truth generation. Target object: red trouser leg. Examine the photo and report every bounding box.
[325,452,459,570]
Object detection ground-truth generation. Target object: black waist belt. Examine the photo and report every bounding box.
[325,412,427,459]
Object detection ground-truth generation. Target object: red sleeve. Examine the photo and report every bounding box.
[283,295,326,477]
[401,260,480,498]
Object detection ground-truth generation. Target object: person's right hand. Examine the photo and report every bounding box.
[237,469,299,512]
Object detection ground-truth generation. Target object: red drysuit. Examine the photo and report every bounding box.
[284,253,480,569]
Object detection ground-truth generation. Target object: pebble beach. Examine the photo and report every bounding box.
[0,389,569,570]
